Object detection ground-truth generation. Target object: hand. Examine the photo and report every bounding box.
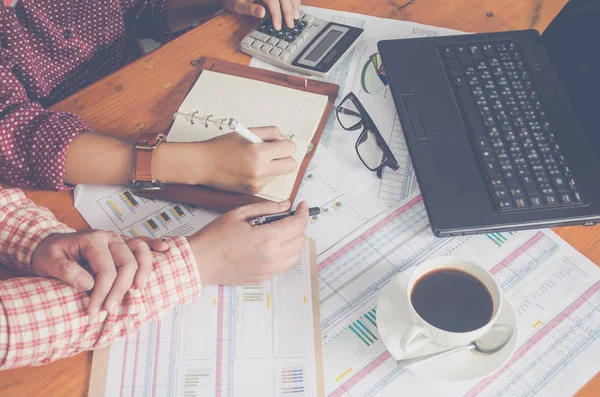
[31,231,170,316]
[221,0,301,30]
[188,200,309,285]
[159,126,297,194]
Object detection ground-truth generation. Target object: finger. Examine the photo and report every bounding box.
[250,126,285,141]
[265,0,283,30]
[293,0,301,19]
[44,259,95,291]
[127,236,170,252]
[147,238,170,251]
[261,139,296,159]
[235,199,291,219]
[280,0,295,28]
[267,157,297,176]
[244,2,266,18]
[262,201,309,240]
[103,237,139,311]
[84,244,117,316]
[127,239,156,289]
[127,238,154,288]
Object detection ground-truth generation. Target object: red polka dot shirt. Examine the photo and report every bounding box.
[0,0,172,191]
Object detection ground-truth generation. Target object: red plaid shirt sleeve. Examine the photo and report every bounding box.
[0,187,76,273]
[0,187,202,369]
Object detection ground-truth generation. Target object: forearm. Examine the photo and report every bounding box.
[167,0,221,32]
[0,237,201,370]
[64,132,209,186]
[64,132,135,186]
[169,0,220,9]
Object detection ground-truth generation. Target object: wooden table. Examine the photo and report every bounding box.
[1,0,598,395]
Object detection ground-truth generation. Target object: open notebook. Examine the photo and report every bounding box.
[167,70,330,201]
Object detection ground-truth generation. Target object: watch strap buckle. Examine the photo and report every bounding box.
[132,179,165,191]
[132,132,167,191]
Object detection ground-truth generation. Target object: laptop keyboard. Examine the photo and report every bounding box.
[440,41,583,211]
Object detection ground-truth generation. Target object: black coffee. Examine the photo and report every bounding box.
[410,268,493,333]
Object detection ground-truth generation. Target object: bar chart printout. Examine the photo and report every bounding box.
[316,193,600,397]
[74,185,221,238]
[102,243,321,397]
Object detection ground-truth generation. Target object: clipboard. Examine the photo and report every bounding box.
[88,238,325,397]
[138,57,339,212]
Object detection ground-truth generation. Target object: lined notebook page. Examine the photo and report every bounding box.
[167,70,329,201]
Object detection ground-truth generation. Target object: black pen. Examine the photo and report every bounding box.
[249,207,321,226]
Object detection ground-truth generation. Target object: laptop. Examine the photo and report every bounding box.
[378,0,600,237]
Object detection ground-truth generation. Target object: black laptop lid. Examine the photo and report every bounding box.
[542,0,600,160]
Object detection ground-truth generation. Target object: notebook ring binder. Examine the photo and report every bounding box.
[219,118,227,130]
[189,111,198,125]
[204,114,213,128]
[137,58,339,214]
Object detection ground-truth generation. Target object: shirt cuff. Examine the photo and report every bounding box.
[150,236,202,309]
[23,225,77,274]
[29,112,92,191]
[0,187,76,273]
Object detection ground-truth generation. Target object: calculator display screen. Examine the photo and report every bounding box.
[305,30,344,62]
[296,24,350,68]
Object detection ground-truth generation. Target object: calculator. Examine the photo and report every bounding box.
[240,13,364,77]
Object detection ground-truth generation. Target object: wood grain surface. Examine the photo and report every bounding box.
[2,0,599,396]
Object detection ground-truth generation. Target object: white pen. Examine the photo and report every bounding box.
[228,118,264,144]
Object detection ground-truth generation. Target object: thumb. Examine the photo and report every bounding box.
[44,259,95,291]
[236,200,291,219]
[239,2,266,18]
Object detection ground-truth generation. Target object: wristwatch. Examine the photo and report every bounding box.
[131,132,167,191]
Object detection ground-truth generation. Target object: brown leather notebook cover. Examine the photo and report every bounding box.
[138,57,339,212]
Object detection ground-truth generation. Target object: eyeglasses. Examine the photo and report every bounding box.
[336,92,400,178]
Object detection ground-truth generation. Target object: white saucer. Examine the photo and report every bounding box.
[377,271,519,382]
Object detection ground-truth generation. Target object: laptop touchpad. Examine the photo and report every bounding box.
[402,94,427,139]
[402,93,455,139]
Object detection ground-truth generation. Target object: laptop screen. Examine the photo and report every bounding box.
[542,0,600,160]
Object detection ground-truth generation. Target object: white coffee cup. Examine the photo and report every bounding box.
[399,256,503,353]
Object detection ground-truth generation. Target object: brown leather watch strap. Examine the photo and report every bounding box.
[132,132,167,191]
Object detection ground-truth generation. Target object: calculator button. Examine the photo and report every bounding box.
[298,20,308,29]
[270,47,283,57]
[241,37,254,48]
[288,44,298,53]
[260,43,274,54]
[261,17,273,29]
[275,30,286,40]
[276,41,289,50]
[280,50,292,60]
[250,31,270,42]
[267,37,279,46]
[303,15,314,23]
[251,40,264,50]
[284,33,296,42]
